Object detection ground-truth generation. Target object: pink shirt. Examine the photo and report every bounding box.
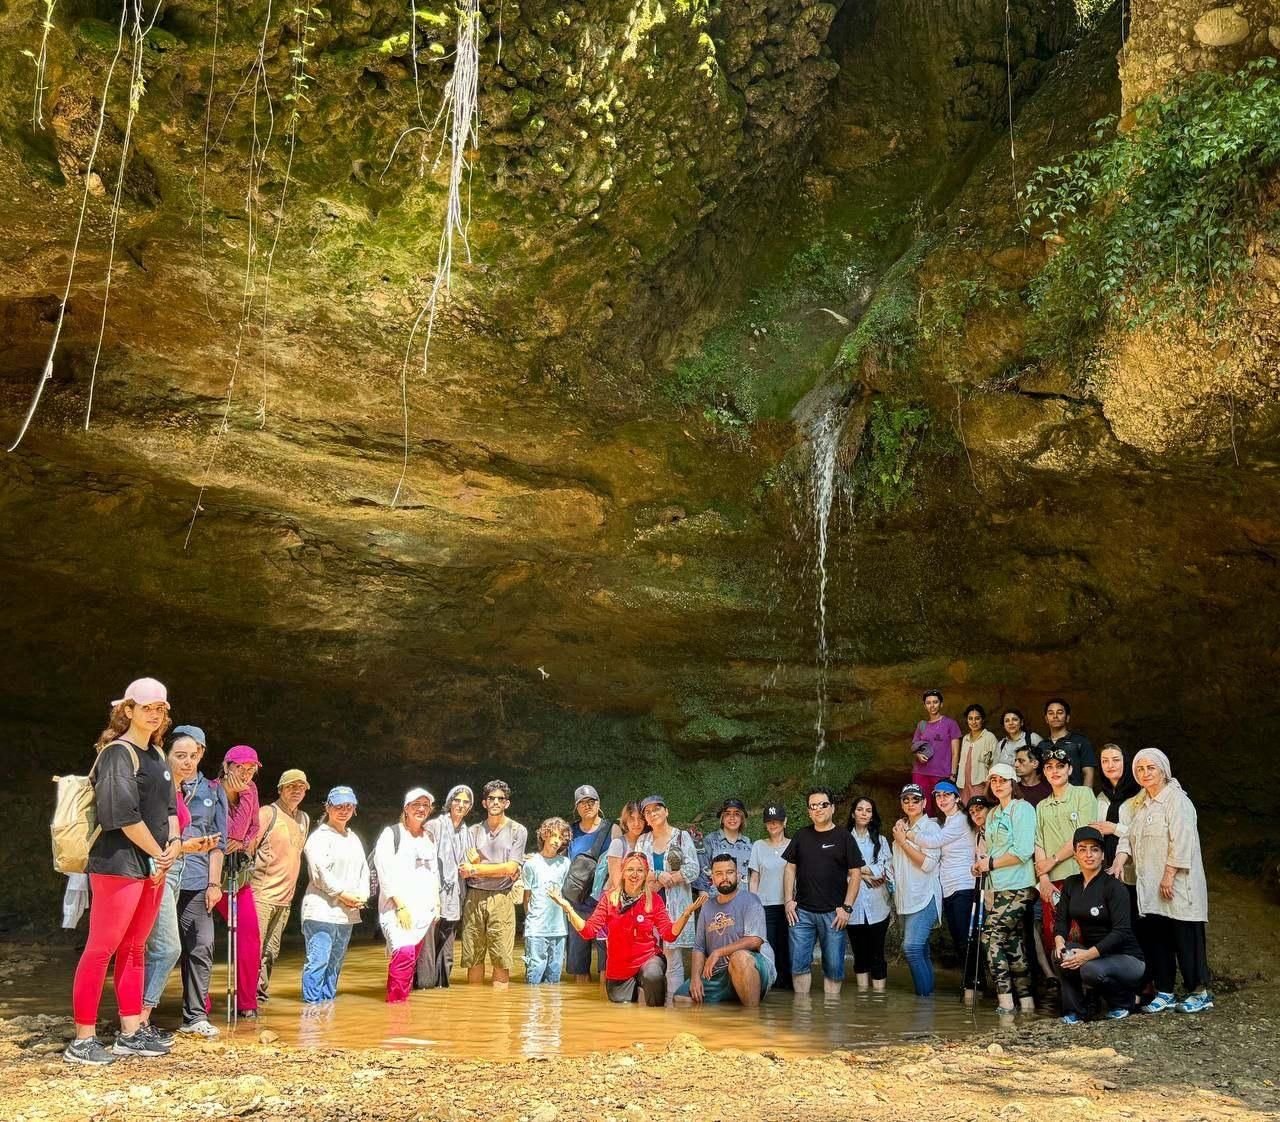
[212,779,261,848]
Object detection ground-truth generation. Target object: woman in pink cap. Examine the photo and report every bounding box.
[66,679,179,1066]
[209,745,264,1019]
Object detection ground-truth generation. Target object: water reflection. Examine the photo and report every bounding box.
[6,940,1002,1057]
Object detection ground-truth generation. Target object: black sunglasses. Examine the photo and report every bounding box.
[807,801,832,810]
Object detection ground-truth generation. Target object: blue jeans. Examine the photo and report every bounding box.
[901,898,939,996]
[524,934,567,984]
[788,907,846,982]
[143,859,184,1009]
[566,899,607,976]
[302,920,354,1003]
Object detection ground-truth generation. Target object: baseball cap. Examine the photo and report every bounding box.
[639,794,666,812]
[933,779,961,797]
[900,783,925,799]
[278,768,309,789]
[1073,826,1105,848]
[763,804,787,821]
[171,724,206,747]
[574,784,600,805]
[988,763,1017,783]
[966,794,994,810]
[404,787,434,807]
[719,798,746,817]
[224,744,260,767]
[326,785,358,806]
[112,677,168,708]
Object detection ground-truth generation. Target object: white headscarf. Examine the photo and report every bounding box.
[1131,747,1172,782]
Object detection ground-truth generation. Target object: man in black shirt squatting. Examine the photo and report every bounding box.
[781,786,864,996]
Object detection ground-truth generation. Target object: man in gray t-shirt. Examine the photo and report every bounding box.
[458,780,528,988]
[674,854,775,1006]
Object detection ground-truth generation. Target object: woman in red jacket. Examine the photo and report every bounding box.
[550,853,705,1004]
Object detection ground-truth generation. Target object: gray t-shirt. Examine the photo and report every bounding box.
[692,888,775,986]
[466,819,528,892]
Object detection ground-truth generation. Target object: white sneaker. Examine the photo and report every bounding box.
[178,1019,220,1037]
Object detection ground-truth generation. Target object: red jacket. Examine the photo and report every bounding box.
[581,893,676,981]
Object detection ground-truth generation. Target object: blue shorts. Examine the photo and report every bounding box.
[788,908,846,981]
[674,951,773,1002]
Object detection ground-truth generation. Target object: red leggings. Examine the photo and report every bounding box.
[72,873,166,1025]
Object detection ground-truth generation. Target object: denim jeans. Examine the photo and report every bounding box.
[143,859,184,1009]
[302,920,354,1002]
[524,934,567,984]
[901,897,939,995]
[566,899,606,977]
[788,907,846,982]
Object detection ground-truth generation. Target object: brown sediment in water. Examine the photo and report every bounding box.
[2,945,1278,1122]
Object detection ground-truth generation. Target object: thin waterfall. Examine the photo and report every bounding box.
[806,402,847,773]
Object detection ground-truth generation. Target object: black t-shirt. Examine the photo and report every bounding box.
[87,740,177,879]
[781,825,865,913]
[1044,732,1096,786]
[1055,870,1143,960]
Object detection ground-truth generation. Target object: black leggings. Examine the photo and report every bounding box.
[846,917,889,980]
[604,955,666,1004]
[942,889,976,963]
[763,904,792,991]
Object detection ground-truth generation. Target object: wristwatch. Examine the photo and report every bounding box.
[837,903,852,915]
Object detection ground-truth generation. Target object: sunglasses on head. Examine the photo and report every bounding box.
[1044,749,1070,763]
[901,795,924,803]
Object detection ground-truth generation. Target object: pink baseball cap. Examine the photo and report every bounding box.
[112,678,169,708]
[224,744,261,767]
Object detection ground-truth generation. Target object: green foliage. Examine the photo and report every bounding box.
[917,272,1013,348]
[851,398,931,512]
[835,241,928,377]
[1025,57,1280,362]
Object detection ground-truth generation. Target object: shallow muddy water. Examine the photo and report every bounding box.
[4,935,1007,1057]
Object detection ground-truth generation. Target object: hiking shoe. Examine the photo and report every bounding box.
[178,1019,220,1038]
[64,1037,117,1066]
[1104,1007,1131,1021]
[1177,991,1214,1014]
[139,1022,176,1047]
[1060,1013,1083,1025]
[112,1029,170,1058]
[1141,991,1176,1014]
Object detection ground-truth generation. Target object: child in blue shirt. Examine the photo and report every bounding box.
[522,817,571,984]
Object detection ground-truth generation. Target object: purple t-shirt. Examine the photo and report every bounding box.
[913,716,961,778]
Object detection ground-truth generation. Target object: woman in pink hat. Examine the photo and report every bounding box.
[66,679,179,1066]
[209,745,264,1019]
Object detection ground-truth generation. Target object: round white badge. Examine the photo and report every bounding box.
[1090,906,1101,917]
[204,798,213,807]
[163,771,172,781]
[1070,812,1078,822]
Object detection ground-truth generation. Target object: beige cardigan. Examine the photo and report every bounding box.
[1116,779,1208,923]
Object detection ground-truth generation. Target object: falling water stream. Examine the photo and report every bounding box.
[806,402,847,773]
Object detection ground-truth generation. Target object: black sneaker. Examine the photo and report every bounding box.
[140,1022,176,1047]
[112,1029,170,1058]
[64,1037,118,1065]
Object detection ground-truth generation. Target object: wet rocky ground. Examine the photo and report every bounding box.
[3,945,1276,1122]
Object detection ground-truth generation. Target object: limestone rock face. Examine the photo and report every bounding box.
[1194,8,1251,47]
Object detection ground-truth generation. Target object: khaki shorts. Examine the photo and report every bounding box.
[459,889,516,970]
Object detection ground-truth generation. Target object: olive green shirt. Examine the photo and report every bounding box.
[1034,785,1097,880]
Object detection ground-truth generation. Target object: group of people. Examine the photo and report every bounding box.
[62,678,1213,1066]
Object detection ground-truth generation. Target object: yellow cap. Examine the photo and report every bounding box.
[278,768,310,789]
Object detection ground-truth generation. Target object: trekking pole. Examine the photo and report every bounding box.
[962,872,986,1004]
[226,852,239,1029]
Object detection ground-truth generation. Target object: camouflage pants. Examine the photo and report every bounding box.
[984,889,1033,999]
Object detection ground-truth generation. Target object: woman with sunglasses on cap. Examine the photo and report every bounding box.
[209,745,264,1020]
[890,784,943,996]
[928,780,979,984]
[66,679,180,1066]
[301,786,370,1003]
[635,795,700,1002]
[843,797,891,992]
[1113,748,1212,1014]
[375,789,440,1003]
[549,852,705,1005]
[972,763,1036,1014]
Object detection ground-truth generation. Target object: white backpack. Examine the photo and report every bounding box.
[51,740,140,874]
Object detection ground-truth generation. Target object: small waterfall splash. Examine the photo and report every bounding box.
[806,402,847,773]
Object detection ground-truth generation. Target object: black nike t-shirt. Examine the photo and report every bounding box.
[781,824,865,913]
[87,740,177,879]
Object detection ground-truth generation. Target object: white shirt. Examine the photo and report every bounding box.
[1116,779,1208,922]
[748,837,789,906]
[995,731,1043,767]
[891,818,943,920]
[929,811,977,897]
[375,824,441,949]
[848,830,891,925]
[301,823,369,925]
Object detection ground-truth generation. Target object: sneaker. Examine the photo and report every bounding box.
[1141,991,1176,1014]
[178,1019,220,1038]
[1177,991,1214,1014]
[139,1022,176,1047]
[1060,1013,1083,1025]
[64,1037,118,1066]
[112,1029,170,1058]
[237,1010,258,1021]
[1104,1007,1131,1021]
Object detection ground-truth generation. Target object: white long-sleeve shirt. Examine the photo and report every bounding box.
[301,823,369,925]
[927,811,977,897]
[891,818,943,920]
[848,830,892,926]
[375,824,441,950]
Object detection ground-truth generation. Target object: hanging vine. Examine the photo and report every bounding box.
[21,0,58,129]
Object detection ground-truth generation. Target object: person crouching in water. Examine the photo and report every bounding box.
[523,818,572,984]
[375,788,441,1003]
[301,787,369,1003]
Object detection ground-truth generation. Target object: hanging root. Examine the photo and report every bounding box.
[25,0,59,129]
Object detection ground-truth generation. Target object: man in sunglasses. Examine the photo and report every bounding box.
[458,780,528,989]
[1042,698,1096,789]
[781,787,864,996]
[1033,748,1098,969]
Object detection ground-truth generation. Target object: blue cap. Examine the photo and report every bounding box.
[639,794,666,812]
[326,785,358,806]
[933,779,961,797]
[171,725,206,747]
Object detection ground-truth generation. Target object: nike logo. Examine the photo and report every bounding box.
[821,843,835,849]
